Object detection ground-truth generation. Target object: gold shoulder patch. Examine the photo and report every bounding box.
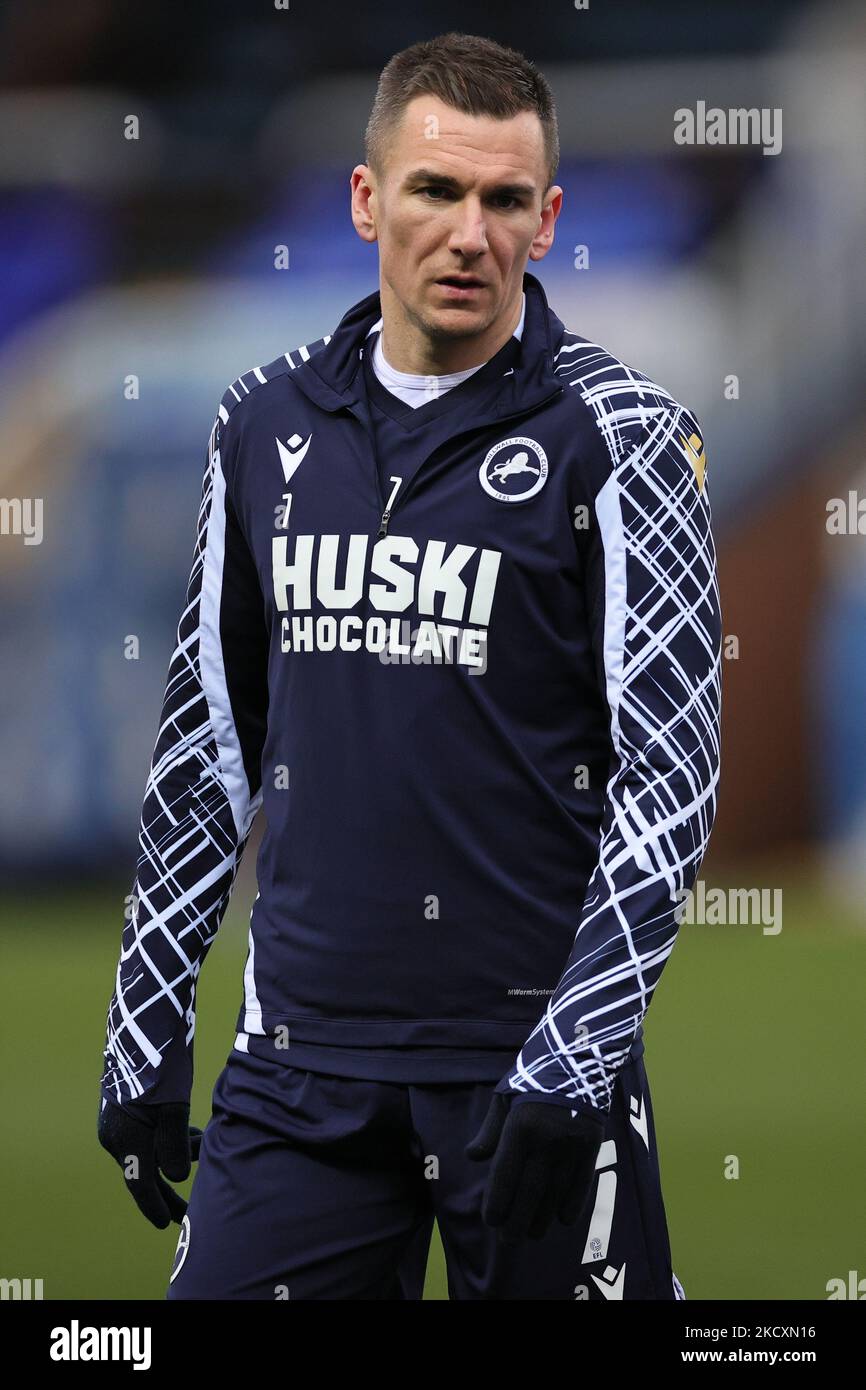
[678,431,706,492]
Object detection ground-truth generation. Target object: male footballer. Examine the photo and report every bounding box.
[98,31,722,1300]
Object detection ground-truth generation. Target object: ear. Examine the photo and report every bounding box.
[528,185,563,262]
[350,164,379,245]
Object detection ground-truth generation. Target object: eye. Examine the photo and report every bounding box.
[415,186,522,209]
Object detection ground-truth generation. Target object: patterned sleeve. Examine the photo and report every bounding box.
[495,400,722,1116]
[100,404,269,1107]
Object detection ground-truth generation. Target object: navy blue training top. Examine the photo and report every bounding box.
[101,270,722,1119]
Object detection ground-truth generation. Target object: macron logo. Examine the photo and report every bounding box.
[276,432,313,484]
[592,1263,626,1300]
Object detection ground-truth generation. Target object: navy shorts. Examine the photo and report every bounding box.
[166,1044,686,1300]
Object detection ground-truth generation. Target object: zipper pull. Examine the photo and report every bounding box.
[377,509,391,539]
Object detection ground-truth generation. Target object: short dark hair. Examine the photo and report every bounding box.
[365,31,559,197]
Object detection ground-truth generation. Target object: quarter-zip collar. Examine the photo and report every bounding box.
[288,269,566,422]
[360,322,524,434]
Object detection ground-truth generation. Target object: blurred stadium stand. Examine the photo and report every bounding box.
[0,0,864,896]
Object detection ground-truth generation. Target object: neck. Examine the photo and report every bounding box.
[378,281,524,375]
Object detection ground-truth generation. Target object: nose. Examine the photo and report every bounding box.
[447,196,488,257]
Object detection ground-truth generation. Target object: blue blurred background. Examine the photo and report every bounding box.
[1,0,864,1301]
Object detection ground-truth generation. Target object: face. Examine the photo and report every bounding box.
[351,93,562,347]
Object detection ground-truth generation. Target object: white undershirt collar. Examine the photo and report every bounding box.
[366,293,526,408]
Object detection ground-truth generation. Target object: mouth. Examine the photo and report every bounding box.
[434,275,487,299]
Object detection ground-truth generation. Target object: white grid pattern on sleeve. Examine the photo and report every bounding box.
[101,417,259,1104]
[498,338,722,1111]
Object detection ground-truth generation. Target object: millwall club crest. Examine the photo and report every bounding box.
[479,436,548,503]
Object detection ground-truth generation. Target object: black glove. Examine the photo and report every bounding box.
[466,1091,606,1243]
[98,1095,203,1229]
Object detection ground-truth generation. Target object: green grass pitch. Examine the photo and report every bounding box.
[2,868,862,1300]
